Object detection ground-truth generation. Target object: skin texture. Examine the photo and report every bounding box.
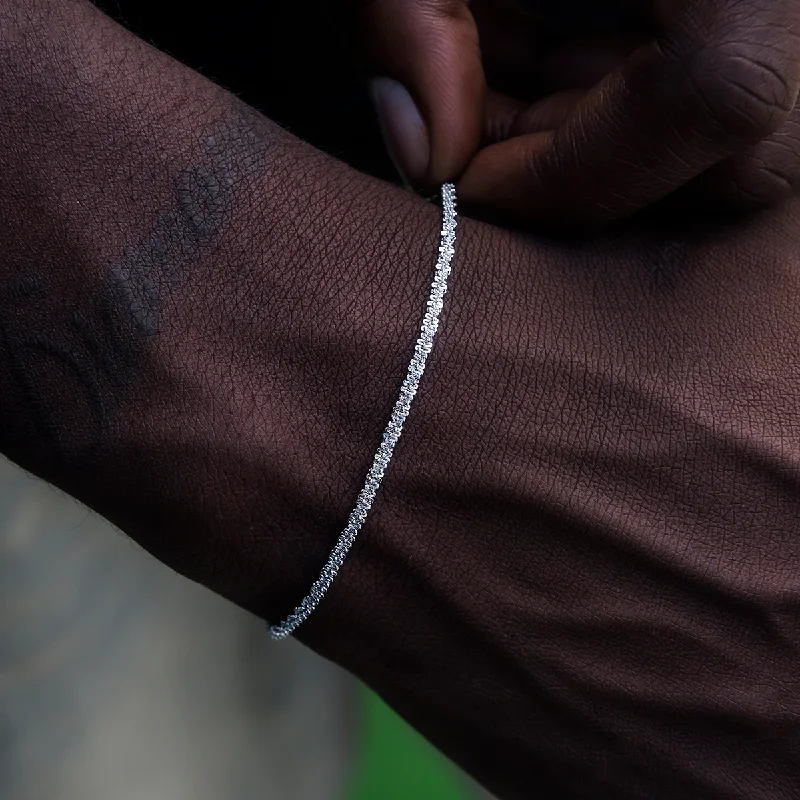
[2,2,800,798]
[360,0,800,227]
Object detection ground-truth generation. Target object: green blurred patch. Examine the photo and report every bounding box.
[347,687,468,800]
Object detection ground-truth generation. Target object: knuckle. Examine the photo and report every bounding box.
[680,43,797,142]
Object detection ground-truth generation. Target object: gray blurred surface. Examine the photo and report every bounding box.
[0,455,353,800]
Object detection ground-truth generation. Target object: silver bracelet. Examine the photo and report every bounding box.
[269,183,458,640]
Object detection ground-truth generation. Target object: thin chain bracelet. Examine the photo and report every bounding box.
[268,183,458,640]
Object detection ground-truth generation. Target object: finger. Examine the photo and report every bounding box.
[484,90,585,149]
[484,91,527,144]
[459,0,800,229]
[508,91,585,136]
[361,0,485,187]
[689,103,800,210]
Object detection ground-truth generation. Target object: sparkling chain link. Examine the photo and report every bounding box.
[269,184,458,639]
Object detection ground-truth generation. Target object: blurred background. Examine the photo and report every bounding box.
[0,455,490,799]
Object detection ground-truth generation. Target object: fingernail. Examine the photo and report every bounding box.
[370,77,430,187]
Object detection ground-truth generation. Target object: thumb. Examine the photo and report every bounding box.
[361,0,484,188]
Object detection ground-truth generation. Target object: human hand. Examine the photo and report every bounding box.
[364,0,800,228]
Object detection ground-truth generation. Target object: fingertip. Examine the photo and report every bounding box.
[370,77,431,186]
[362,0,485,188]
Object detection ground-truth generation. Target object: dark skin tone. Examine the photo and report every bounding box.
[3,1,800,798]
[362,0,800,227]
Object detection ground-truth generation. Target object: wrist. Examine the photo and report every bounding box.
[0,101,449,625]
[0,0,450,625]
[92,171,448,625]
